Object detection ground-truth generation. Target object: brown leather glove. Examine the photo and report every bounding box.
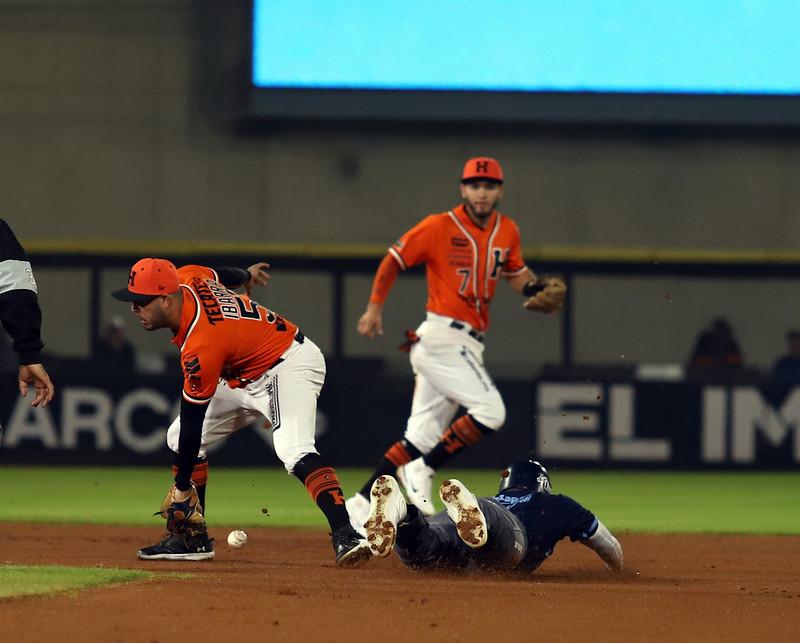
[523,277,566,314]
[155,484,206,533]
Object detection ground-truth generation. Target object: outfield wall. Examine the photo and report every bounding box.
[4,2,800,253]
[1,369,797,469]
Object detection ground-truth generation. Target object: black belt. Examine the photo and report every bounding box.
[449,320,484,343]
[267,330,304,372]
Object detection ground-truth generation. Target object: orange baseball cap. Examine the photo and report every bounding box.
[111,257,180,303]
[461,157,504,183]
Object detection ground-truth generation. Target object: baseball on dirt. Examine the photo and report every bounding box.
[227,529,248,548]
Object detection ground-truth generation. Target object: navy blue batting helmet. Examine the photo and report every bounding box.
[498,460,551,494]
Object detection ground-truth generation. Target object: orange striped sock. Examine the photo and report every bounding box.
[385,440,414,467]
[302,465,349,532]
[304,466,345,505]
[358,439,423,498]
[425,415,492,469]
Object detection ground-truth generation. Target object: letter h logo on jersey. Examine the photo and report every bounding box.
[490,248,508,280]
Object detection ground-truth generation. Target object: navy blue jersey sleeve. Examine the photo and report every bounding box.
[552,494,598,542]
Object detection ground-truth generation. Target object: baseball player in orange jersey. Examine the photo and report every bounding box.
[112,258,371,566]
[346,157,566,529]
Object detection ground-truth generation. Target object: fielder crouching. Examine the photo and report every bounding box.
[364,460,623,574]
[112,258,371,567]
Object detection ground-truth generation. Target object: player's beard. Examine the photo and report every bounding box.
[463,196,498,224]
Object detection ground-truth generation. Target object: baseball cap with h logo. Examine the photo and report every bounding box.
[462,157,504,184]
[111,257,180,303]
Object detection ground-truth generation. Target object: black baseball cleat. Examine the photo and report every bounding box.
[332,526,371,568]
[137,530,215,561]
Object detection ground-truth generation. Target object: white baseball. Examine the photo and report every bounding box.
[227,529,248,548]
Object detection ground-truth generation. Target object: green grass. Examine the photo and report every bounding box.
[539,471,800,535]
[0,466,797,534]
[0,564,151,599]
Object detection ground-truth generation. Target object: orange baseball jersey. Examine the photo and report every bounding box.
[171,265,298,404]
[388,204,527,331]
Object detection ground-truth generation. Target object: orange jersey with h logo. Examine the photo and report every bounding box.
[388,205,527,331]
[171,265,298,405]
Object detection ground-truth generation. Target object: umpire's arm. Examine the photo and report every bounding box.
[0,219,54,407]
[0,219,45,364]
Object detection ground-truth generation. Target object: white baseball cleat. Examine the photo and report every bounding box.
[397,457,436,516]
[364,475,407,557]
[439,479,487,549]
[345,493,370,537]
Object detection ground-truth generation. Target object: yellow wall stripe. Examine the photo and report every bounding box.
[23,240,800,265]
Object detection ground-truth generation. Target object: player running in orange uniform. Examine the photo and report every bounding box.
[347,157,565,528]
[112,258,370,566]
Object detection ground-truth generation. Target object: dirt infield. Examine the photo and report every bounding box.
[1,524,798,642]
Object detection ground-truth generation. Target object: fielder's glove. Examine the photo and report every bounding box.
[155,483,206,533]
[523,277,566,314]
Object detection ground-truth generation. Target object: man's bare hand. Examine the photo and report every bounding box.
[18,363,54,407]
[245,262,271,296]
[357,303,384,339]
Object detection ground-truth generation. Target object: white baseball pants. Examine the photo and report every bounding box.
[166,337,325,473]
[403,316,505,452]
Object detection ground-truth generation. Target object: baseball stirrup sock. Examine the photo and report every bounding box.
[297,464,350,532]
[358,439,422,498]
[425,415,492,469]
